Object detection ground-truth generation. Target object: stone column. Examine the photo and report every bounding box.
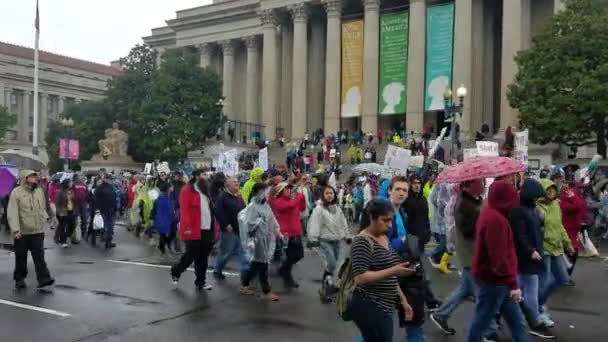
[245,36,260,125]
[452,0,473,136]
[361,0,381,133]
[406,0,426,134]
[40,93,48,146]
[58,96,65,115]
[554,0,565,13]
[280,23,294,138]
[198,43,212,68]
[261,9,279,140]
[0,83,5,107]
[500,0,531,131]
[289,3,309,140]
[21,91,32,143]
[220,40,235,121]
[323,0,342,135]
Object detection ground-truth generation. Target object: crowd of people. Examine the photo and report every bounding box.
[3,148,606,341]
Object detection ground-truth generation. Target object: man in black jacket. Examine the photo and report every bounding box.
[403,175,442,310]
[213,176,247,280]
[94,174,117,249]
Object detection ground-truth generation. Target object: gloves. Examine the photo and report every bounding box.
[307,240,321,249]
[345,237,353,244]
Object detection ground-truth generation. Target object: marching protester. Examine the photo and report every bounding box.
[536,179,574,327]
[348,199,414,342]
[270,182,306,288]
[429,183,452,273]
[171,169,215,291]
[73,174,89,240]
[467,180,529,342]
[430,178,497,337]
[95,173,118,249]
[55,179,78,248]
[151,182,177,256]
[509,178,556,338]
[241,167,264,204]
[307,185,351,303]
[559,180,586,279]
[239,183,281,301]
[214,176,248,280]
[8,170,55,289]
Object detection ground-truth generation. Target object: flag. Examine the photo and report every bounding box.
[35,0,40,31]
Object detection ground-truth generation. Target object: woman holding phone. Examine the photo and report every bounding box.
[349,199,415,341]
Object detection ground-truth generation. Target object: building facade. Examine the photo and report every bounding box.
[144,0,565,141]
[0,41,121,160]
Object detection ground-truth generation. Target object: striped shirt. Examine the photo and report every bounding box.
[351,235,401,314]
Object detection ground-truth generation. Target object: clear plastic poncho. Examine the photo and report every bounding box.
[238,198,281,264]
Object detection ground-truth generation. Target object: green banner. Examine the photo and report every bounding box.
[378,11,409,115]
[424,2,455,111]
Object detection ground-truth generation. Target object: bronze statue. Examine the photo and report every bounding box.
[94,122,130,161]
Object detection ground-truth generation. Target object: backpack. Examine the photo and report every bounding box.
[336,236,373,321]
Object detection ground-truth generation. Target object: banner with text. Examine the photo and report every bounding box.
[59,139,80,160]
[514,129,529,165]
[341,20,364,118]
[424,2,455,111]
[378,11,409,115]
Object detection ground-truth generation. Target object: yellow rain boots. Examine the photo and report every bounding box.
[439,253,452,274]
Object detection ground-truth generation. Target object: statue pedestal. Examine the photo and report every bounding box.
[81,158,143,174]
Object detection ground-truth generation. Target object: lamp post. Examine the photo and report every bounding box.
[443,84,467,164]
[61,117,74,171]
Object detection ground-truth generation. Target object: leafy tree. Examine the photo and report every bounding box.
[136,47,223,161]
[106,44,157,161]
[0,105,17,145]
[508,0,608,157]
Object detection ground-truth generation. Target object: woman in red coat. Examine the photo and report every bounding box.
[171,170,215,291]
[270,182,306,288]
[560,184,585,277]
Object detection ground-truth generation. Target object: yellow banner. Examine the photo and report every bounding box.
[341,19,364,118]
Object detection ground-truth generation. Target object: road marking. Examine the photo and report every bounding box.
[0,299,71,317]
[106,260,240,277]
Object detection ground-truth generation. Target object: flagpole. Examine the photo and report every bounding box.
[32,0,40,155]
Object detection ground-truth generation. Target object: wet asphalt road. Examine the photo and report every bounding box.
[0,224,607,342]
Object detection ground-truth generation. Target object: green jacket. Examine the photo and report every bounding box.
[537,180,571,256]
[7,170,50,237]
[242,168,264,204]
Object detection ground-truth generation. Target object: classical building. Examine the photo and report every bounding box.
[144,0,565,141]
[0,41,121,159]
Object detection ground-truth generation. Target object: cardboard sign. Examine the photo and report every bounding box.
[384,145,412,172]
[514,129,529,165]
[463,148,480,160]
[258,147,269,171]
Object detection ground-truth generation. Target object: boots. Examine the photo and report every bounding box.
[439,253,452,274]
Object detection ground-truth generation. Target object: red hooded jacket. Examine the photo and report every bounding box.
[472,180,519,289]
[270,192,306,238]
[178,184,215,241]
[559,186,585,250]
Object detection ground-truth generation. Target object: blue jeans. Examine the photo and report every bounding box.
[519,273,540,322]
[430,233,446,263]
[350,289,393,342]
[434,269,497,335]
[319,240,341,276]
[404,324,426,342]
[539,255,569,307]
[102,212,115,243]
[214,231,249,275]
[467,281,529,342]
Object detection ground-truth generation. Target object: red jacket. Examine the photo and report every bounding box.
[472,180,519,290]
[560,187,585,249]
[178,184,215,241]
[127,179,137,208]
[271,193,306,238]
[73,183,88,204]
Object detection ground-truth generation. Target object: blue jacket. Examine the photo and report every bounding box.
[387,208,408,252]
[153,192,175,235]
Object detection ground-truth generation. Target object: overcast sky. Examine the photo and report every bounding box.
[0,0,212,65]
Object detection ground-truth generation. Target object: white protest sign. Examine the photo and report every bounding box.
[476,141,499,157]
[222,149,239,176]
[258,147,269,171]
[463,148,480,160]
[144,163,152,175]
[410,155,424,168]
[384,145,412,173]
[514,129,529,165]
[157,162,171,175]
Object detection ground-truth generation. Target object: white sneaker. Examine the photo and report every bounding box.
[61,243,68,248]
[203,284,213,291]
[539,314,555,327]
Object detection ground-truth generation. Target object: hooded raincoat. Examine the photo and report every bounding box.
[429,183,450,235]
[238,197,280,263]
[241,168,264,204]
[536,179,571,256]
